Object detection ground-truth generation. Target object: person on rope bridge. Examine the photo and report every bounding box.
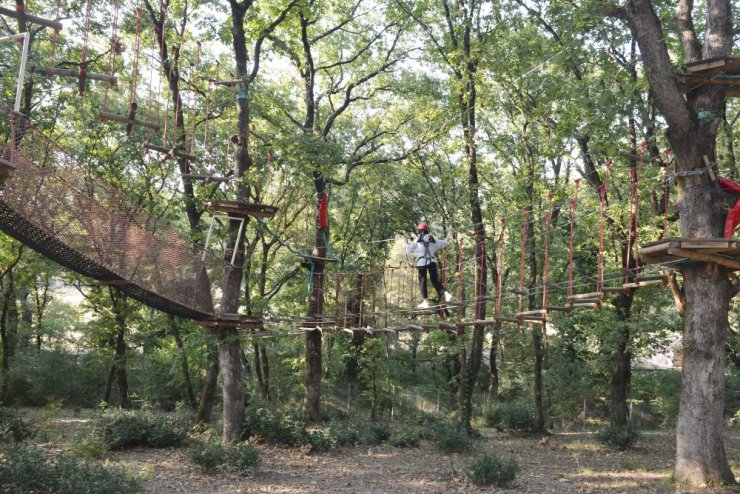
[405,222,453,309]
[719,176,740,238]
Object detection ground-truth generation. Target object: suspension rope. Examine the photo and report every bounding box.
[598,159,612,292]
[79,0,94,95]
[567,179,580,298]
[662,148,671,238]
[518,205,530,313]
[625,140,647,284]
[495,218,505,325]
[130,5,143,108]
[542,193,553,311]
[102,0,120,110]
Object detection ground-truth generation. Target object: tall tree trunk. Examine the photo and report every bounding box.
[196,335,219,424]
[114,327,130,408]
[169,316,196,408]
[0,284,11,405]
[611,291,634,426]
[103,363,115,406]
[488,332,499,402]
[619,0,735,486]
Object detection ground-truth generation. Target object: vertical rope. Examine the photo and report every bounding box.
[457,238,464,319]
[625,141,647,284]
[662,148,671,239]
[49,0,61,71]
[567,180,580,298]
[543,193,553,311]
[518,206,530,313]
[495,218,505,324]
[359,272,366,328]
[598,160,612,292]
[79,0,94,95]
[130,6,142,107]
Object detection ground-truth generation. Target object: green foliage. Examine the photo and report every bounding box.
[487,402,537,433]
[388,427,421,448]
[187,440,226,474]
[632,370,681,425]
[596,424,640,451]
[69,436,110,460]
[306,429,336,452]
[327,419,390,446]
[0,409,35,443]
[0,445,140,493]
[226,442,261,471]
[466,451,519,487]
[91,409,187,450]
[431,424,474,453]
[243,403,310,446]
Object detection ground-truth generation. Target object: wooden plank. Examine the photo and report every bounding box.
[639,241,672,256]
[516,309,547,318]
[602,286,628,293]
[181,174,231,182]
[473,319,500,326]
[570,302,600,309]
[520,317,546,324]
[568,298,601,304]
[667,247,740,270]
[567,292,603,301]
[438,322,457,331]
[685,56,740,74]
[0,7,63,30]
[41,67,116,84]
[406,324,423,331]
[143,142,197,162]
[545,306,570,312]
[203,199,278,219]
[621,279,666,289]
[497,317,521,324]
[677,74,740,88]
[99,111,161,131]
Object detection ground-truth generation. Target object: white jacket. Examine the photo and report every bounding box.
[406,234,448,267]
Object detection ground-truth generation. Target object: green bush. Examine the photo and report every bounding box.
[69,436,110,460]
[466,451,519,487]
[92,409,187,450]
[0,445,140,493]
[389,428,420,448]
[596,424,640,451]
[307,429,336,452]
[187,440,226,474]
[328,420,390,446]
[433,426,474,453]
[0,409,35,443]
[227,442,260,471]
[489,402,537,433]
[243,405,309,446]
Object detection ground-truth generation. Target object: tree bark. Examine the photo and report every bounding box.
[619,0,735,486]
[168,316,196,408]
[611,291,634,426]
[196,335,219,424]
[0,282,11,405]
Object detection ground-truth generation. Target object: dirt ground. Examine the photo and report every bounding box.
[34,411,740,494]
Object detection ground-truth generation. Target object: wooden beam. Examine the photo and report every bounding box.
[516,309,547,318]
[143,142,196,162]
[41,67,116,84]
[406,324,423,331]
[545,306,570,312]
[567,292,603,301]
[181,174,230,183]
[203,199,278,219]
[99,111,161,131]
[496,317,521,324]
[438,322,457,331]
[0,7,63,30]
[667,247,740,271]
[570,302,600,309]
[684,56,740,74]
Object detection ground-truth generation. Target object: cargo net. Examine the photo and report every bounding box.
[0,107,225,320]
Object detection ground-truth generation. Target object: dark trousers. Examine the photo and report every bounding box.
[417,263,445,299]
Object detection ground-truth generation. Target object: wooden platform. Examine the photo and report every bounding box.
[144,143,196,162]
[203,200,278,219]
[193,313,264,330]
[640,238,740,271]
[677,56,740,97]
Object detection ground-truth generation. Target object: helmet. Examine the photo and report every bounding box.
[416,222,429,231]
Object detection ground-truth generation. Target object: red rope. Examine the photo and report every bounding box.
[567,180,580,298]
[625,141,647,284]
[543,193,553,311]
[518,206,530,313]
[495,218,505,324]
[662,148,671,238]
[598,160,611,292]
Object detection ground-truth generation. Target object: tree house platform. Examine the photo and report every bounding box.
[677,56,740,97]
[203,200,278,219]
[193,313,264,330]
[640,237,740,271]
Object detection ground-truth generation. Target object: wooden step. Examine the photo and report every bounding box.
[181,174,231,183]
[144,143,197,162]
[568,298,601,305]
[516,309,547,318]
[567,292,603,301]
[203,199,278,219]
[99,111,161,132]
[42,67,116,84]
[570,302,600,309]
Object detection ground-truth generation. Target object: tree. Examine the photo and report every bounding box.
[604,0,736,486]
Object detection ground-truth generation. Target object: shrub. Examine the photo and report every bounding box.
[0,445,140,493]
[307,429,335,452]
[92,409,187,450]
[389,428,420,448]
[328,420,390,446]
[69,436,110,460]
[0,409,35,443]
[466,451,519,487]
[187,440,226,474]
[596,424,640,451]
[243,405,309,446]
[433,426,474,453]
[227,442,260,471]
[489,402,537,433]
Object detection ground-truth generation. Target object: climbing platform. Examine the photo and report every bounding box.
[640,237,740,271]
[677,56,740,97]
[194,313,264,330]
[204,199,278,219]
[0,107,225,320]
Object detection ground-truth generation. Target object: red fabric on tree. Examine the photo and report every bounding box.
[318,192,329,229]
[718,177,740,238]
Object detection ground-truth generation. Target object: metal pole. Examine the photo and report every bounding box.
[0,32,31,114]
[231,217,245,265]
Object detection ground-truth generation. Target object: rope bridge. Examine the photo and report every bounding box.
[0,107,225,320]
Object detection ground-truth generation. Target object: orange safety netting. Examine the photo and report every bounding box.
[0,107,224,319]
